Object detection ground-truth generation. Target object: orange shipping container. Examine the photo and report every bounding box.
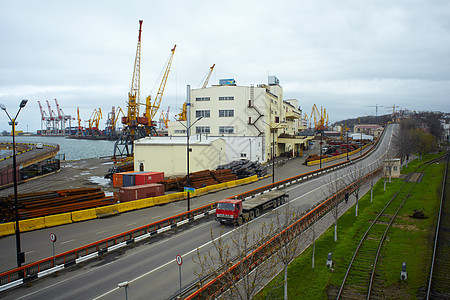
[135,172,164,186]
[119,183,165,202]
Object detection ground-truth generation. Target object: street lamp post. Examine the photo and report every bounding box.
[262,120,286,184]
[177,116,203,212]
[360,129,363,156]
[346,129,349,161]
[1,99,28,268]
[319,131,323,169]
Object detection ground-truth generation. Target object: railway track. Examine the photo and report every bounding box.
[335,155,446,300]
[426,152,449,299]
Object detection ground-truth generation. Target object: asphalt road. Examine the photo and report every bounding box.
[0,124,395,299]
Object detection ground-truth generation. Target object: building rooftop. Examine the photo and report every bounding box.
[135,136,224,146]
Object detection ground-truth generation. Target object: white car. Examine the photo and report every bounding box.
[36,143,43,149]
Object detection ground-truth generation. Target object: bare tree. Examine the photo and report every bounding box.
[322,172,347,241]
[347,164,368,217]
[263,203,311,300]
[367,161,382,203]
[193,223,278,300]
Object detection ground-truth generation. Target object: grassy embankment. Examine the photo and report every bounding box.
[257,153,445,299]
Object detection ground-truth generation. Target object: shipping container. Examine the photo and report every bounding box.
[119,183,165,202]
[112,171,136,188]
[123,172,145,187]
[135,172,164,186]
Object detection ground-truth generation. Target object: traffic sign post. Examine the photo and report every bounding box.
[176,254,182,291]
[50,233,57,267]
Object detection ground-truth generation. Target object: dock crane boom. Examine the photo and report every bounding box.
[201,64,215,88]
[144,44,176,124]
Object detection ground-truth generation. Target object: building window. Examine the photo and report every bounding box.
[196,97,210,101]
[219,126,234,134]
[219,96,234,101]
[219,110,234,117]
[196,126,210,134]
[174,129,186,134]
[196,110,210,118]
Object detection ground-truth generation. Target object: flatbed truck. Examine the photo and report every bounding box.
[215,191,288,225]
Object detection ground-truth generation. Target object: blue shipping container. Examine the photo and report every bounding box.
[122,172,144,187]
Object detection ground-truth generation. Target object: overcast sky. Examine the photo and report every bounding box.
[1,0,449,132]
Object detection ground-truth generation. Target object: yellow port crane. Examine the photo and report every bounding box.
[76,107,84,136]
[310,104,328,131]
[122,20,143,135]
[106,106,125,136]
[87,108,102,133]
[142,44,176,134]
[159,106,170,129]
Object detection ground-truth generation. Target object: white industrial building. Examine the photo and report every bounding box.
[135,76,312,176]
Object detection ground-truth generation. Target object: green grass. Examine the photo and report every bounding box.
[257,153,445,299]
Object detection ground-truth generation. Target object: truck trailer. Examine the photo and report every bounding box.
[215,191,288,225]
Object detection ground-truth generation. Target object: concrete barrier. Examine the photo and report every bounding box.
[152,195,169,206]
[195,187,208,196]
[135,198,154,209]
[71,208,97,222]
[167,192,183,202]
[248,175,259,182]
[19,217,46,232]
[44,213,72,227]
[226,181,237,188]
[95,205,119,218]
[0,222,15,237]
[117,201,138,213]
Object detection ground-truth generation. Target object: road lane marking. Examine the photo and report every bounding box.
[60,239,75,245]
[96,230,109,235]
[126,222,137,227]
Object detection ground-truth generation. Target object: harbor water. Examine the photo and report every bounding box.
[0,136,116,161]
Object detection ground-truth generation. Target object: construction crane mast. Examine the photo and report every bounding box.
[76,107,84,136]
[123,20,142,134]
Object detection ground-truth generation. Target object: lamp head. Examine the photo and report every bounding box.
[19,99,28,108]
[0,104,5,111]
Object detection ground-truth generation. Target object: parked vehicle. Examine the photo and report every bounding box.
[215,191,288,225]
[36,143,43,149]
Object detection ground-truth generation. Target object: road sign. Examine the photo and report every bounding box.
[50,233,57,243]
[176,254,182,266]
[184,187,195,194]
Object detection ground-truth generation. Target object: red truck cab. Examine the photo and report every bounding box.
[215,199,243,224]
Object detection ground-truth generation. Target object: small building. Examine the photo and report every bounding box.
[134,136,226,177]
[383,158,401,178]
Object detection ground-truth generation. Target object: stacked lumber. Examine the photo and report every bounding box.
[158,177,184,191]
[211,169,237,183]
[217,160,267,178]
[0,188,115,221]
